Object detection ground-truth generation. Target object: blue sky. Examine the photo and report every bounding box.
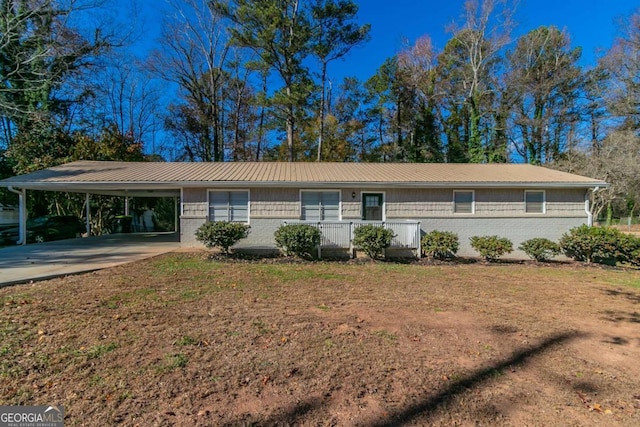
[336,0,637,80]
[122,0,638,83]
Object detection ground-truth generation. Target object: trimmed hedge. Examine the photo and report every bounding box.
[421,230,459,259]
[195,221,250,254]
[470,235,513,262]
[274,224,321,259]
[518,238,561,262]
[352,224,395,259]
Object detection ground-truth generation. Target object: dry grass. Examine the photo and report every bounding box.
[1,252,639,426]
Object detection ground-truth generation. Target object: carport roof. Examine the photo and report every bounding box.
[0,160,608,193]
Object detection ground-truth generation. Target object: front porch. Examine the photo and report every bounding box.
[282,220,422,258]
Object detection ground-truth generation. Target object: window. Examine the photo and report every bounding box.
[301,191,340,221]
[208,191,249,222]
[525,190,545,214]
[453,191,474,214]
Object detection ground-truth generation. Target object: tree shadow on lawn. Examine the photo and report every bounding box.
[600,309,640,323]
[221,397,325,427]
[222,331,583,426]
[370,330,584,427]
[598,288,640,324]
[601,288,640,304]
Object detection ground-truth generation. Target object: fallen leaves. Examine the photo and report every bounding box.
[578,393,614,415]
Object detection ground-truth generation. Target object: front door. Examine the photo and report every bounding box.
[362,193,384,221]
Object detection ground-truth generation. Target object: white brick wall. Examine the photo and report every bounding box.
[420,216,587,258]
[180,217,287,251]
[182,215,587,258]
[180,217,206,246]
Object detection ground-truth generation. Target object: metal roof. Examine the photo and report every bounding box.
[0,160,608,194]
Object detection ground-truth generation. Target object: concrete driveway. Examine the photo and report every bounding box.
[0,232,180,287]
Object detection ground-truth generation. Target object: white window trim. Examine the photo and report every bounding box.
[299,189,342,221]
[360,191,386,221]
[453,190,475,214]
[525,190,546,214]
[207,189,251,223]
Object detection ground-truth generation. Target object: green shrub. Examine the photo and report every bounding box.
[470,235,513,262]
[631,246,640,267]
[352,224,395,259]
[617,233,640,266]
[421,230,459,259]
[518,238,561,262]
[559,225,627,264]
[195,221,250,254]
[274,224,321,259]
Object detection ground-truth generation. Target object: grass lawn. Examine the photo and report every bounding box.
[1,252,639,426]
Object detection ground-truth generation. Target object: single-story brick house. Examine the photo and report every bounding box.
[0,160,607,257]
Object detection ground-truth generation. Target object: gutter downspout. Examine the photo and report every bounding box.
[7,186,26,245]
[585,187,600,227]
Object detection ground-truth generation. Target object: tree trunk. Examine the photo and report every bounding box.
[468,97,484,163]
[317,62,327,162]
[233,93,242,161]
[286,84,295,162]
[256,73,267,161]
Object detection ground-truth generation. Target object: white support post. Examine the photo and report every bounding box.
[349,222,355,258]
[7,186,26,245]
[85,193,91,237]
[19,188,26,245]
[416,221,422,259]
[317,222,322,259]
[174,197,179,232]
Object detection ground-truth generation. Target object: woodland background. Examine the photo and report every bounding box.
[0,0,638,228]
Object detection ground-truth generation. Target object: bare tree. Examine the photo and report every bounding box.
[505,26,583,164]
[600,9,640,129]
[397,36,445,162]
[80,60,162,152]
[553,130,640,221]
[439,0,517,162]
[147,0,231,162]
[225,49,258,161]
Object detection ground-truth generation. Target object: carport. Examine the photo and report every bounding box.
[1,163,181,245]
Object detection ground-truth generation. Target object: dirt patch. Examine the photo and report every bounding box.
[1,253,639,426]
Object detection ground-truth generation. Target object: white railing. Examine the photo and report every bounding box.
[283,220,422,258]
